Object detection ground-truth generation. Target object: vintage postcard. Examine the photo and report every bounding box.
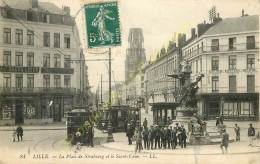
[0,0,259,163]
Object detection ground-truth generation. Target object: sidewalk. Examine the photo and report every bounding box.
[0,122,66,131]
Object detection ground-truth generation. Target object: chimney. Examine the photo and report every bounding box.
[191,28,196,38]
[217,13,219,18]
[242,9,244,17]
[178,33,186,48]
[63,6,70,15]
[31,0,38,8]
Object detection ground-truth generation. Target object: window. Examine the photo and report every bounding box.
[16,29,23,45]
[212,76,219,93]
[64,55,71,68]
[196,60,198,72]
[64,75,70,88]
[246,36,255,49]
[15,74,23,88]
[3,51,11,66]
[54,54,61,68]
[229,55,236,70]
[197,44,199,54]
[200,58,202,72]
[247,75,255,93]
[201,42,203,51]
[141,83,144,88]
[211,56,219,70]
[54,75,61,87]
[15,52,23,66]
[3,74,11,87]
[3,28,11,44]
[43,54,50,67]
[43,75,50,88]
[211,39,219,51]
[229,37,236,50]
[43,32,50,47]
[64,34,70,48]
[27,11,33,21]
[27,52,34,67]
[54,33,60,48]
[229,76,236,93]
[27,74,34,88]
[27,30,34,45]
[247,54,255,69]
[42,14,49,23]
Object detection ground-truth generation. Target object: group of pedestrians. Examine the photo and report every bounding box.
[126,118,187,153]
[12,125,23,142]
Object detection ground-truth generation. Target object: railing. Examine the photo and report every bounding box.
[0,87,77,94]
[185,43,259,58]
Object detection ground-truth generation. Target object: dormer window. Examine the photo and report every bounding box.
[42,14,50,23]
[27,11,33,21]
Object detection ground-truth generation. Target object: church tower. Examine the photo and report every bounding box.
[125,28,146,83]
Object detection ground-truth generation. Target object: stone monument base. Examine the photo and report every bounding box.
[189,132,211,145]
[175,106,198,122]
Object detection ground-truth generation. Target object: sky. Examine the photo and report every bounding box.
[41,0,259,93]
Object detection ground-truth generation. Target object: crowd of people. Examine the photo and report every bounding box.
[125,118,187,153]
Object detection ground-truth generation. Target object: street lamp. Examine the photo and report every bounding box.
[220,96,225,120]
[137,97,144,129]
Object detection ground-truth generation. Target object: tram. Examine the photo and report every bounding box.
[66,107,93,145]
[97,105,140,132]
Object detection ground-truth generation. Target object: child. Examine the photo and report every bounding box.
[13,129,17,142]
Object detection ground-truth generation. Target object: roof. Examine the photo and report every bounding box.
[1,0,67,15]
[204,15,259,36]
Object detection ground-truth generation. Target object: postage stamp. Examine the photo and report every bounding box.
[84,1,121,47]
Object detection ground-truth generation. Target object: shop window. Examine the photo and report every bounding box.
[25,104,36,119]
[1,104,12,120]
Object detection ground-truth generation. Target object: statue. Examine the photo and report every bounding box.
[167,59,204,121]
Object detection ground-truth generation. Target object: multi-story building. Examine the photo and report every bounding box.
[144,34,186,126]
[182,14,259,120]
[0,0,87,125]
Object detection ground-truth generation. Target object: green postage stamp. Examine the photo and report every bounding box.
[84,2,121,48]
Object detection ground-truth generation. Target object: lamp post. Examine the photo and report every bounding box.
[137,97,143,128]
[220,96,225,119]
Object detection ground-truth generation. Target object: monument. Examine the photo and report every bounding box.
[167,59,204,122]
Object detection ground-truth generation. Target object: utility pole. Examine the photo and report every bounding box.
[107,47,114,142]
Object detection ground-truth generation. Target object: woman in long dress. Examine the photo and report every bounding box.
[92,5,115,44]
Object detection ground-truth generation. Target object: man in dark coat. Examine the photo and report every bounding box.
[126,123,134,145]
[234,123,240,142]
[175,123,182,146]
[148,125,154,150]
[142,126,149,149]
[16,125,23,142]
[220,129,229,154]
[171,127,178,149]
[154,125,161,149]
[180,125,187,148]
[86,126,94,147]
[167,126,172,149]
[143,118,148,128]
[248,123,255,147]
[162,127,168,149]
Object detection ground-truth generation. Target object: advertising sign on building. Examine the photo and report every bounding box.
[84,1,121,47]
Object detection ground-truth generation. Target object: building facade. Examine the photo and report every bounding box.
[0,0,86,125]
[182,14,259,120]
[144,34,186,126]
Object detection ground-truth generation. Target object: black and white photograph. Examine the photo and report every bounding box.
[0,0,259,163]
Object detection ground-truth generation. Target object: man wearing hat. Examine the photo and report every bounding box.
[175,123,182,146]
[234,123,240,142]
[220,129,229,154]
[248,123,255,147]
[148,125,154,150]
[126,123,134,145]
[154,125,161,149]
[180,125,187,148]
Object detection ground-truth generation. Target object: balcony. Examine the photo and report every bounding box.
[0,87,77,95]
[186,42,259,58]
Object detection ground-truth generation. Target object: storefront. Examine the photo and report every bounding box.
[198,93,259,121]
[0,90,75,125]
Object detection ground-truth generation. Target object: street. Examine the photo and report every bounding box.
[0,122,259,164]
